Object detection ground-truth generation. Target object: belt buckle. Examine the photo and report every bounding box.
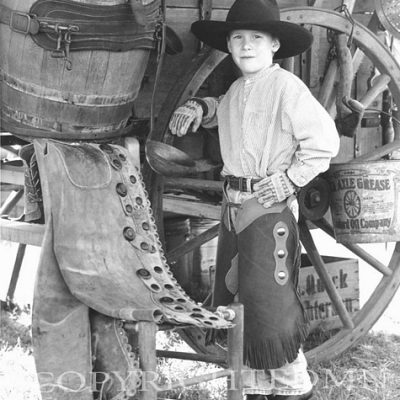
[10,11,35,35]
[238,177,252,192]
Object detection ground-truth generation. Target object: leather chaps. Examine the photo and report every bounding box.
[32,139,230,399]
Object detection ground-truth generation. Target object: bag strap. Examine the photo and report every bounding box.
[0,1,161,69]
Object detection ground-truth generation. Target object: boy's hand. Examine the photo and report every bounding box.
[253,171,296,209]
[169,100,204,137]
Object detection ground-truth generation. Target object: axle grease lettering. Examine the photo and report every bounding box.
[331,177,390,192]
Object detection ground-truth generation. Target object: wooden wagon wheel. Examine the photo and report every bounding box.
[143,7,400,364]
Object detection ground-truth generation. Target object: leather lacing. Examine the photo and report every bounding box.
[111,320,141,400]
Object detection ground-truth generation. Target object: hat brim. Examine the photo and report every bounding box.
[191,20,313,59]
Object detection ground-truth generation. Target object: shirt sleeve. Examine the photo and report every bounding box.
[201,96,224,128]
[283,81,340,188]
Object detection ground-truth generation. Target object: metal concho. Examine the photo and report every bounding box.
[273,221,290,286]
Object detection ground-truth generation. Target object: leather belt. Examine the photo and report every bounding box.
[224,175,261,193]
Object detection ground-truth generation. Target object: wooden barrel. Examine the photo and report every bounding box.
[0,0,157,141]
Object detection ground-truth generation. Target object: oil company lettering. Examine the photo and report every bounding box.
[334,217,391,230]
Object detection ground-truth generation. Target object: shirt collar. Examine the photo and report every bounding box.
[242,63,279,85]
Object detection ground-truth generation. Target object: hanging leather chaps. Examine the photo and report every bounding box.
[32,139,230,400]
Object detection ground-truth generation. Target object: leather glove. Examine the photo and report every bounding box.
[253,171,296,209]
[169,99,204,137]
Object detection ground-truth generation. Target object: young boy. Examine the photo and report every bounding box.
[169,0,340,399]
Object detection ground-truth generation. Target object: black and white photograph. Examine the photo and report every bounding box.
[1,0,400,399]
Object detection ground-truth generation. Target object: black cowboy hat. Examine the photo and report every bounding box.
[191,0,313,59]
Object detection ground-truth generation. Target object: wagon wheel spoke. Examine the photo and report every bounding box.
[359,74,391,108]
[350,139,400,162]
[299,219,355,329]
[314,217,393,276]
[0,189,24,215]
[317,59,337,109]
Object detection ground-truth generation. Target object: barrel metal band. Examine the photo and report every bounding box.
[1,104,130,137]
[0,70,138,107]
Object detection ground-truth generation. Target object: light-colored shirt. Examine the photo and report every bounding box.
[201,64,340,188]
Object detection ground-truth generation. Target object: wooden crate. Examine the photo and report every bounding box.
[298,254,360,332]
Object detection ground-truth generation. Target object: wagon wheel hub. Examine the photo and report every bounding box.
[298,177,331,221]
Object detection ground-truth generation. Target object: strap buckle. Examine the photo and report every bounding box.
[10,11,39,35]
[39,22,79,70]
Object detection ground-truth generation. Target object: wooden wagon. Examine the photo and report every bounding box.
[1,0,400,379]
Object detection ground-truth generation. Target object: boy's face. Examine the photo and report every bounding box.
[227,30,279,77]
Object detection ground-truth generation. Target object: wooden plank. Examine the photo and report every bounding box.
[227,303,244,400]
[1,164,25,186]
[6,243,26,302]
[351,139,400,163]
[167,0,232,9]
[0,184,24,192]
[166,223,219,263]
[0,219,44,246]
[163,196,221,219]
[137,321,157,400]
[164,177,223,191]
